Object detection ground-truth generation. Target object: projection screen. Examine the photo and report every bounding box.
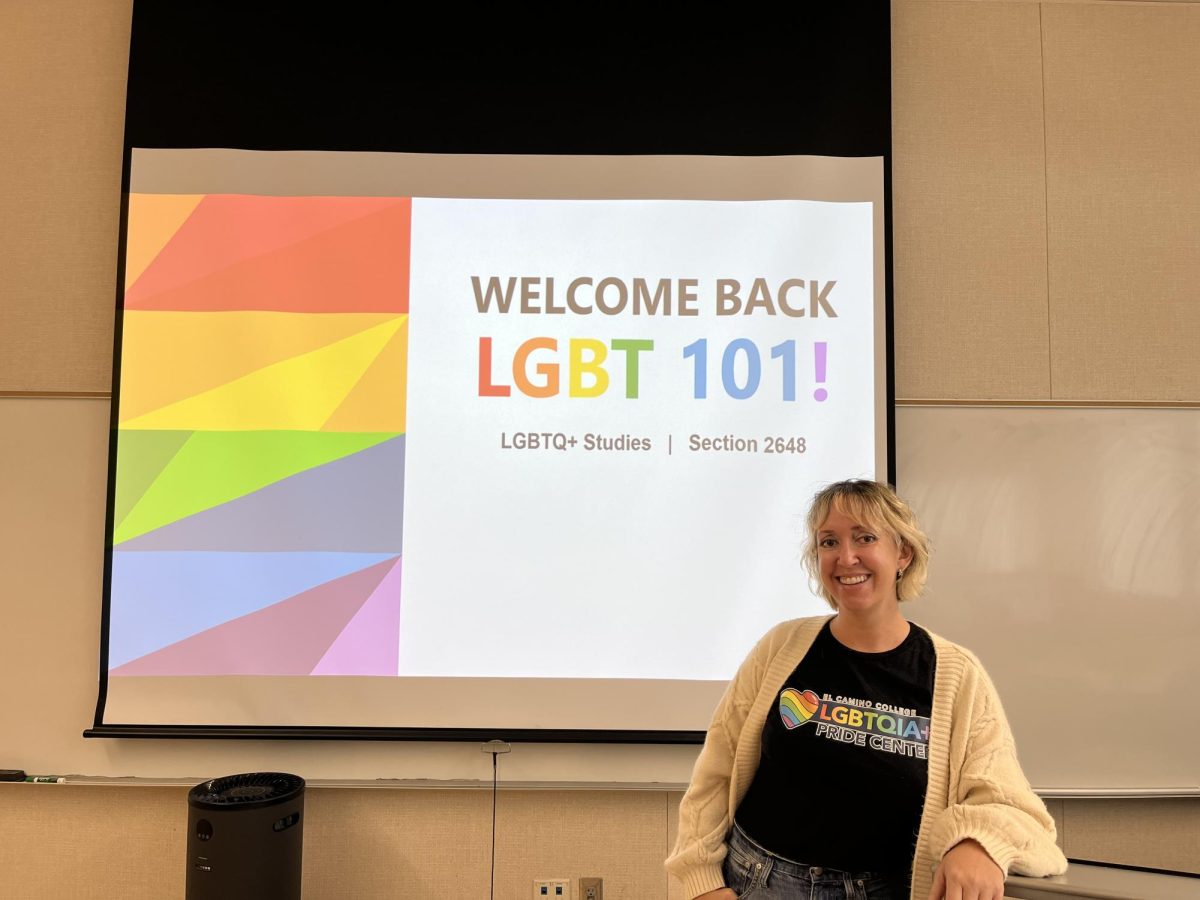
[93,149,890,736]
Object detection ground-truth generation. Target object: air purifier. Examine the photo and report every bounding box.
[185,772,305,900]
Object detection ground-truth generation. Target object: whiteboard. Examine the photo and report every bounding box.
[896,405,1199,793]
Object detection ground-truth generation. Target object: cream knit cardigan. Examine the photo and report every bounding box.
[666,616,1067,900]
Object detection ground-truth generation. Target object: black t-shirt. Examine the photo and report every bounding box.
[735,619,936,873]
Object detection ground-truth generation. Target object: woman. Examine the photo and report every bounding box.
[666,480,1066,900]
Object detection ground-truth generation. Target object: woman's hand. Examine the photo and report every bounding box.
[693,889,737,900]
[928,838,1005,900]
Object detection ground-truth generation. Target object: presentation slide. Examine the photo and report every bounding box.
[100,150,888,733]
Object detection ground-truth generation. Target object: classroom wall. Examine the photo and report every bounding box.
[1,1,1197,898]
[0,787,1196,898]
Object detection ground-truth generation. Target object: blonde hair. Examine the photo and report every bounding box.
[802,479,930,609]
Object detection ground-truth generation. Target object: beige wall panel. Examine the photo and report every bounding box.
[0,0,129,394]
[491,789,668,899]
[1061,798,1200,875]
[302,788,492,899]
[0,784,186,900]
[1043,3,1200,401]
[1043,798,1064,850]
[0,785,671,899]
[892,1,1050,400]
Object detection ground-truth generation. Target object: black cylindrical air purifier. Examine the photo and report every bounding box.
[186,772,305,900]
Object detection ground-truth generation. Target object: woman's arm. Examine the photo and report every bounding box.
[665,704,737,896]
[926,655,1067,897]
[929,838,1005,900]
[665,628,776,899]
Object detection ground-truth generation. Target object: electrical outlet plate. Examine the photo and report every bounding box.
[579,876,603,900]
[532,878,571,900]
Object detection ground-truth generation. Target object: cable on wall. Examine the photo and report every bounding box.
[482,740,511,899]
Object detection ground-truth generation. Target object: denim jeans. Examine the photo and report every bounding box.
[722,822,911,900]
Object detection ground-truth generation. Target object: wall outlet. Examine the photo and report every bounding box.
[580,876,603,900]
[533,878,571,899]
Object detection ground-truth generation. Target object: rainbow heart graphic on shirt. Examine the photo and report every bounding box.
[779,688,821,729]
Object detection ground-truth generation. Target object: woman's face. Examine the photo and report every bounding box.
[816,505,912,614]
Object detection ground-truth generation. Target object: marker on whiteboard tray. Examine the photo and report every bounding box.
[25,776,67,783]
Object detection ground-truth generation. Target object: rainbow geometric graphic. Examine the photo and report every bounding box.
[109,194,410,676]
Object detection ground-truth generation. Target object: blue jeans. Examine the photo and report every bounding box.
[722,822,911,900]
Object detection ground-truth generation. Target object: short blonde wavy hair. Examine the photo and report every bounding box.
[802,479,931,609]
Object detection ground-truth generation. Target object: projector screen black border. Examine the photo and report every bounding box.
[83,724,705,745]
[118,7,893,159]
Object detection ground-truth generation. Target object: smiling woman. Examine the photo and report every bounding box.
[806,479,930,609]
[666,480,1067,900]
[816,506,912,620]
